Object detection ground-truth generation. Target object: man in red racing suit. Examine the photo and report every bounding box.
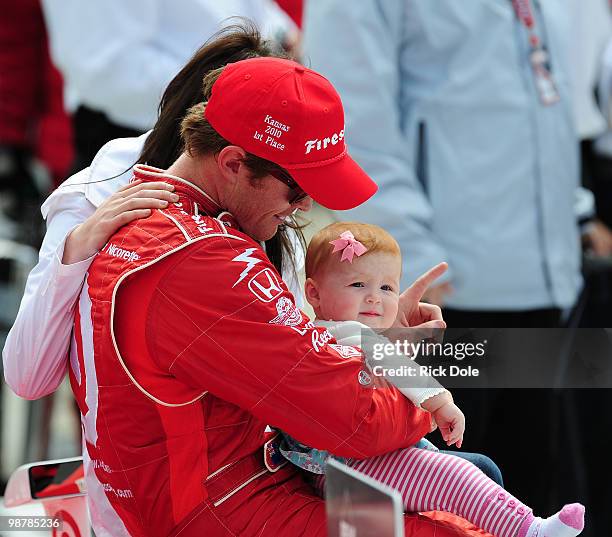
[69,58,491,536]
[70,166,488,536]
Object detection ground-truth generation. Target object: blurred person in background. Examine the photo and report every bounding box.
[275,0,303,28]
[571,0,612,266]
[304,0,580,324]
[40,0,298,171]
[304,0,587,523]
[0,0,73,244]
[593,40,612,239]
[0,0,74,490]
[568,1,612,535]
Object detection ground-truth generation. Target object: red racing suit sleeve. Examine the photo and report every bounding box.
[146,234,431,459]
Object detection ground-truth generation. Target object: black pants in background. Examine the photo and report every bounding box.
[441,309,567,514]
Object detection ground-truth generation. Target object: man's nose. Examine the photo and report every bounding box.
[295,196,313,212]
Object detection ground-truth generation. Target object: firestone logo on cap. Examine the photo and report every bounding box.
[204,57,378,211]
[304,129,345,155]
[205,58,348,167]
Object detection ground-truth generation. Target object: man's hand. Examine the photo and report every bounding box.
[395,262,449,329]
[583,219,612,257]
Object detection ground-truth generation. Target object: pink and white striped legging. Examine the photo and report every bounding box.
[312,447,531,537]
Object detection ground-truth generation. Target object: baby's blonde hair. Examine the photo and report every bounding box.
[305,222,401,280]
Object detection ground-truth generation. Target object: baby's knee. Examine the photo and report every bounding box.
[465,453,504,486]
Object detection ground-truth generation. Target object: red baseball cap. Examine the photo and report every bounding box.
[204,57,377,210]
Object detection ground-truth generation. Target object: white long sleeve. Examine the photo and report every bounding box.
[3,185,96,398]
[316,320,447,409]
[1,134,144,399]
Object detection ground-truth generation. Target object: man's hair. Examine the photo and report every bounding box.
[306,222,401,280]
[139,21,286,169]
[180,68,287,181]
[136,21,303,277]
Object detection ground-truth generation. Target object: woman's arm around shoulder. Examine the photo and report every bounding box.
[3,172,97,399]
[3,169,177,398]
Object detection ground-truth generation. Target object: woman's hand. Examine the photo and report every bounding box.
[395,262,448,329]
[62,180,179,264]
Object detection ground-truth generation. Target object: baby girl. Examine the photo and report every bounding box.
[279,222,584,537]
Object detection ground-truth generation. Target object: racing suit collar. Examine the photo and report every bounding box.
[132,164,237,226]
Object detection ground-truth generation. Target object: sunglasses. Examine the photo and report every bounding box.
[269,169,309,205]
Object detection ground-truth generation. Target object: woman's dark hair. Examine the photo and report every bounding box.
[137,21,305,280]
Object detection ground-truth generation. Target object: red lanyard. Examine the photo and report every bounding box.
[511,0,540,48]
[512,0,559,104]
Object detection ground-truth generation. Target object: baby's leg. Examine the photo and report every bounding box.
[309,472,326,496]
[345,448,584,537]
[442,449,504,486]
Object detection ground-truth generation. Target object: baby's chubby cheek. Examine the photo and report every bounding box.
[325,295,359,321]
[382,303,399,327]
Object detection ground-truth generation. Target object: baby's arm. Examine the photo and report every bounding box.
[321,320,464,447]
[363,326,465,447]
[420,391,465,448]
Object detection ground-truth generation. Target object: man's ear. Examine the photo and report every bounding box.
[216,145,248,183]
[304,277,321,309]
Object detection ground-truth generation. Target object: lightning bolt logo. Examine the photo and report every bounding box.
[232,248,262,288]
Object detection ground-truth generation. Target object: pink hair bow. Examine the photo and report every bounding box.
[329,231,368,263]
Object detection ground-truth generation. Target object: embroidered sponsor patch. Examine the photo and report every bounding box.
[311,328,334,352]
[329,344,362,360]
[191,212,214,234]
[358,370,372,386]
[105,243,140,262]
[263,434,287,472]
[269,296,302,326]
[304,128,344,154]
[248,268,284,302]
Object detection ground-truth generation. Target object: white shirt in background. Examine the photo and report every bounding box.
[41,0,296,130]
[569,0,612,141]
